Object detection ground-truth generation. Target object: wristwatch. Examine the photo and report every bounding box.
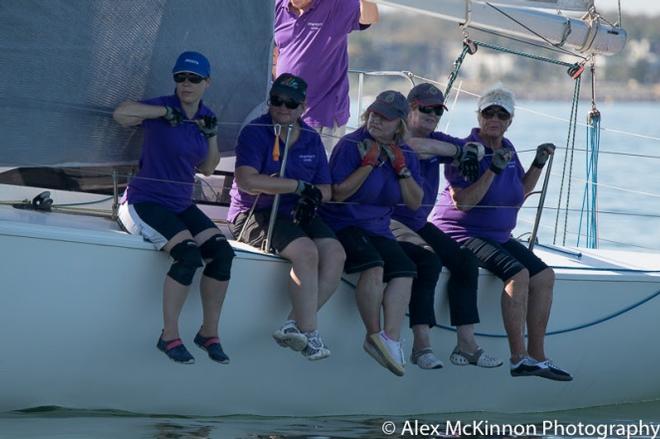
[397,168,412,179]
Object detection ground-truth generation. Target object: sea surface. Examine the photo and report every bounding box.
[2,102,660,438]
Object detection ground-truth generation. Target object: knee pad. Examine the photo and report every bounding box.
[167,240,203,286]
[200,235,235,281]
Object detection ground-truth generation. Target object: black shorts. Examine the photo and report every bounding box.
[462,237,549,281]
[119,202,222,249]
[336,226,417,282]
[229,209,336,253]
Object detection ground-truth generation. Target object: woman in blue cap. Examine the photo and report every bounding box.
[113,51,235,365]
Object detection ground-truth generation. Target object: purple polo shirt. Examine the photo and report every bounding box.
[430,128,525,243]
[274,0,366,128]
[126,95,213,212]
[392,131,465,232]
[320,127,423,239]
[227,113,331,223]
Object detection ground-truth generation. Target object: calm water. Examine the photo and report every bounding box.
[2,103,660,437]
[1,401,660,438]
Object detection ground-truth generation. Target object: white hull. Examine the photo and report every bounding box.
[2,185,660,415]
[374,0,627,55]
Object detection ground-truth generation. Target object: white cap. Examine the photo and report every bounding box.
[478,83,515,115]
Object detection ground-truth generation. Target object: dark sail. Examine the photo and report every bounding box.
[0,0,273,167]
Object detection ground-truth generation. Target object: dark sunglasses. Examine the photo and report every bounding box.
[269,95,300,110]
[173,73,206,84]
[418,105,444,116]
[481,107,511,121]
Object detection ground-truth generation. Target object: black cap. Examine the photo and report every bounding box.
[270,73,307,103]
[407,83,448,110]
[367,90,410,120]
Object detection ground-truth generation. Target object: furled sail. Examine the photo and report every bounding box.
[486,0,594,11]
[373,0,626,55]
[0,1,274,167]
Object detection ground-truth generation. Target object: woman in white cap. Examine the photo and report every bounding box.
[430,84,571,381]
[113,51,234,365]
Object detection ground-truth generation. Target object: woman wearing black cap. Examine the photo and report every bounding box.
[114,51,234,365]
[320,90,423,377]
[228,73,345,362]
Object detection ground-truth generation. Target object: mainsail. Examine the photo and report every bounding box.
[0,1,274,167]
[373,0,626,55]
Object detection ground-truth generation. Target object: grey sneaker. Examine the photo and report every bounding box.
[301,330,331,361]
[272,320,307,351]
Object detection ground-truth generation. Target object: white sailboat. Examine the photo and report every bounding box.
[1,0,659,416]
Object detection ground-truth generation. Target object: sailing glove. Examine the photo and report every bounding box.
[163,105,184,127]
[357,139,381,167]
[457,142,485,183]
[383,144,411,179]
[292,196,319,226]
[532,143,556,169]
[295,181,323,205]
[489,148,513,175]
[197,115,218,139]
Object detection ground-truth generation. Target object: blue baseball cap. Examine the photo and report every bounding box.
[172,51,210,78]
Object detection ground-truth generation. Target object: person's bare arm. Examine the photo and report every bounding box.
[235,166,299,195]
[408,137,460,160]
[450,171,496,211]
[113,101,166,127]
[198,136,220,176]
[359,0,379,25]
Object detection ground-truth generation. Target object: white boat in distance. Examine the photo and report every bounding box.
[1,0,660,416]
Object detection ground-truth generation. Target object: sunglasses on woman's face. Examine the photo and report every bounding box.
[269,95,300,110]
[418,105,444,116]
[481,107,511,121]
[173,73,205,84]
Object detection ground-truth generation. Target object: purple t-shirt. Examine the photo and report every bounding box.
[227,113,331,223]
[392,131,465,232]
[320,127,423,239]
[430,128,525,244]
[126,95,213,212]
[274,0,366,128]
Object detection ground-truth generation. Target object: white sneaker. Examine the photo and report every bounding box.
[301,330,331,361]
[272,320,307,352]
[364,331,405,377]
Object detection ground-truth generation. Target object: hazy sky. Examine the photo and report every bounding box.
[597,0,659,14]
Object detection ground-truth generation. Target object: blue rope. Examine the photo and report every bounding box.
[436,289,660,338]
[340,279,660,339]
[578,111,601,248]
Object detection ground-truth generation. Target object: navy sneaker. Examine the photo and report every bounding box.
[510,356,542,377]
[157,336,195,364]
[194,332,230,364]
[537,360,573,381]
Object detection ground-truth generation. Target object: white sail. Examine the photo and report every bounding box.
[373,0,626,55]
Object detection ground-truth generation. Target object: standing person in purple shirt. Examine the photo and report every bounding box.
[321,90,423,377]
[274,0,379,156]
[430,84,572,381]
[114,51,235,365]
[228,73,346,361]
[391,83,502,370]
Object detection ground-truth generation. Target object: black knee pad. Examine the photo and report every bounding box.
[200,235,235,281]
[168,240,203,286]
